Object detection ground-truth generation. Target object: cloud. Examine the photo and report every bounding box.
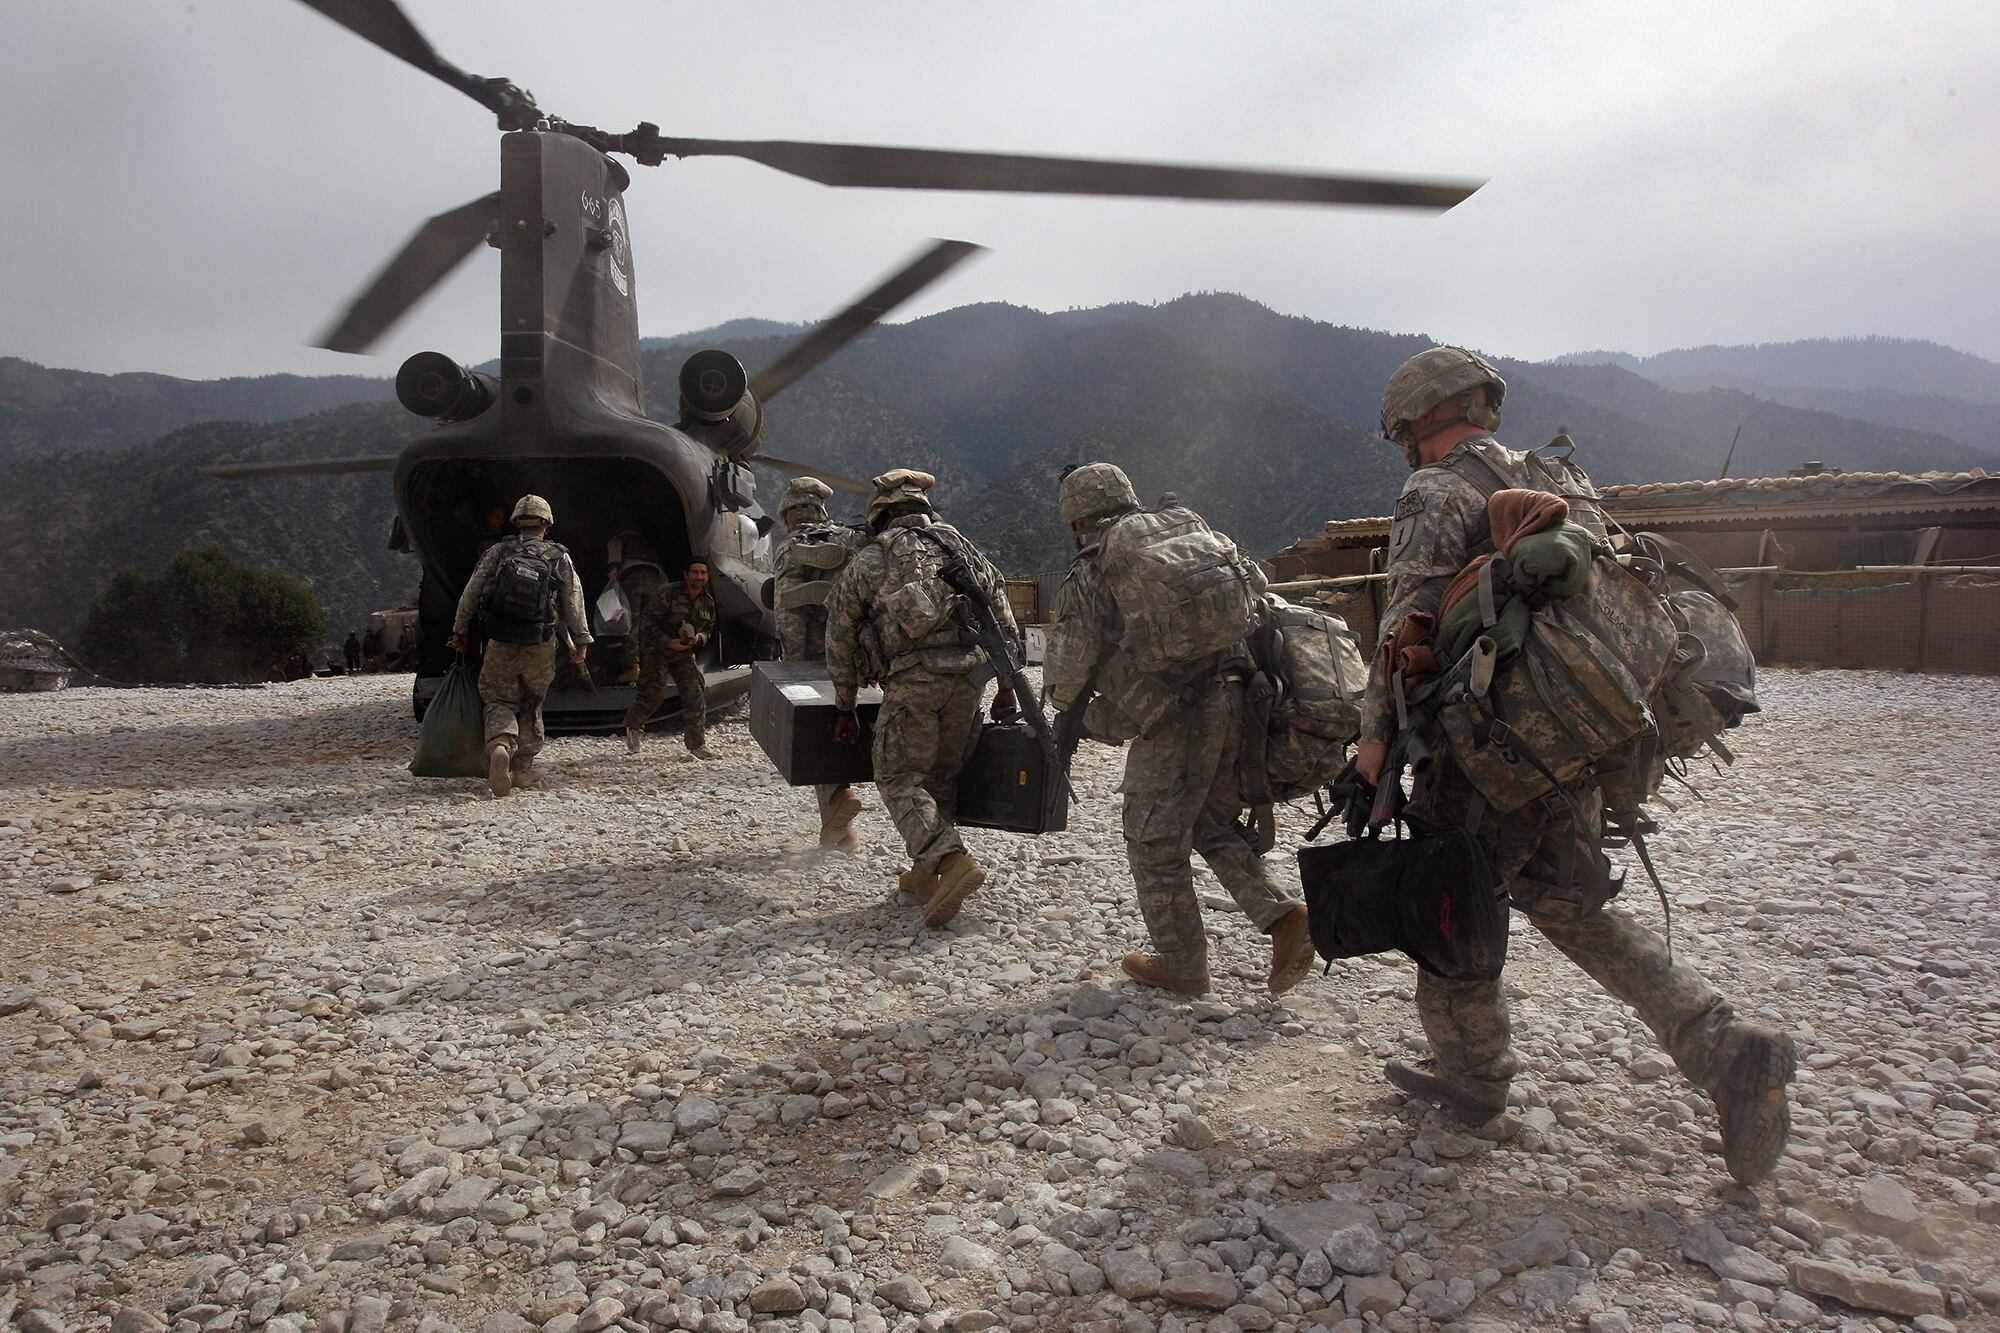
[2,0,1995,379]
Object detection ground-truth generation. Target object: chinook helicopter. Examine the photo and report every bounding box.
[212,0,1481,730]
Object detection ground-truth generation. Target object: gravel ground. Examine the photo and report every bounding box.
[1,669,1996,1333]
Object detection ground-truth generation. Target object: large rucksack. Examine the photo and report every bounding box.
[1096,504,1262,676]
[775,523,865,614]
[1419,441,1758,818]
[480,537,565,645]
[871,522,985,661]
[1245,596,1368,802]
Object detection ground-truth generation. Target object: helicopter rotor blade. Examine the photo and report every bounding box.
[748,454,872,496]
[204,455,401,479]
[296,0,537,126]
[662,138,1482,210]
[750,239,984,405]
[316,192,500,355]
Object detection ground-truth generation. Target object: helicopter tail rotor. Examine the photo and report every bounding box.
[316,192,499,355]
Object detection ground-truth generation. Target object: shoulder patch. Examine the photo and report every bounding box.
[1393,489,1427,519]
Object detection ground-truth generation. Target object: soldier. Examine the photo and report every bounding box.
[606,530,668,685]
[1045,463,1315,996]
[773,476,868,850]
[343,630,362,673]
[624,557,718,759]
[452,494,591,797]
[826,469,1014,927]
[1358,346,1795,1184]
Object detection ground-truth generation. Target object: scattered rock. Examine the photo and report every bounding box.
[1322,1221,1392,1276]
[875,1274,932,1314]
[1790,1259,1945,1319]
[1263,1201,1377,1257]
[1161,1272,1239,1310]
[746,1277,805,1316]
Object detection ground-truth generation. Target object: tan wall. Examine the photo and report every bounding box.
[1737,573,2000,674]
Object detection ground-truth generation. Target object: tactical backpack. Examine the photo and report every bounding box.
[871,522,984,661]
[1244,596,1368,802]
[776,523,865,615]
[1095,503,1262,676]
[1416,439,1759,818]
[480,537,565,645]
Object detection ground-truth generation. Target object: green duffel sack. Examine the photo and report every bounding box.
[410,660,488,778]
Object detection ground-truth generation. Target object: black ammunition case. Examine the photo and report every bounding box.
[750,664,1068,834]
[956,720,1070,835]
[749,661,881,786]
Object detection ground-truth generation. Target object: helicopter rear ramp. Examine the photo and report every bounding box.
[412,662,752,736]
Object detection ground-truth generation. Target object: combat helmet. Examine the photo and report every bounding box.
[511,494,554,526]
[780,476,835,522]
[1059,462,1140,526]
[1380,346,1506,461]
[867,468,936,528]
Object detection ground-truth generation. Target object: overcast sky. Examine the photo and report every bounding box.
[3,1,1996,381]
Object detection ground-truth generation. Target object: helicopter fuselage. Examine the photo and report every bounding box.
[394,130,775,727]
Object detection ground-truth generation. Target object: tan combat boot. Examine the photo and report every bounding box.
[1383,1059,1506,1126]
[1712,1027,1797,1185]
[898,863,939,899]
[1121,953,1211,996]
[1266,905,1316,994]
[486,740,513,797]
[820,786,864,851]
[923,851,987,927]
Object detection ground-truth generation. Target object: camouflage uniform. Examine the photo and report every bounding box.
[452,536,591,764]
[826,512,1012,874]
[625,581,717,748]
[1047,530,1300,980]
[774,503,868,822]
[607,532,668,683]
[1370,433,1757,1107]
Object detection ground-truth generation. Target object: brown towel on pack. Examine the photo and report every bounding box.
[1381,612,1440,704]
[1435,489,1571,623]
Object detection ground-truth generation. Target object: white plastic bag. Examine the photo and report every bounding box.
[594,580,632,636]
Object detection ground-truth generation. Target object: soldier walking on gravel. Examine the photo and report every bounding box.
[624,558,719,759]
[773,477,868,850]
[1044,463,1315,997]
[452,494,591,797]
[826,469,1015,927]
[1358,346,1795,1184]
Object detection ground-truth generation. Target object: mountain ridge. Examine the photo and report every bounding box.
[4,301,1990,647]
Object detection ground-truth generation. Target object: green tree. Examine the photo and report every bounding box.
[78,545,323,683]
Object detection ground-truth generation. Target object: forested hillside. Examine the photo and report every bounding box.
[0,357,389,463]
[4,300,1990,643]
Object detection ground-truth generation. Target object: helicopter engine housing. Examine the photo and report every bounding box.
[677,349,764,460]
[396,351,497,423]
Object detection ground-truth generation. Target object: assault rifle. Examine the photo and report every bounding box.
[1369,725,1431,829]
[934,553,1079,810]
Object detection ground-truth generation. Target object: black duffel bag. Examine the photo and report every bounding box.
[1298,824,1507,981]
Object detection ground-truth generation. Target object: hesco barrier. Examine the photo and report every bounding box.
[1273,568,2000,677]
[1741,571,2000,673]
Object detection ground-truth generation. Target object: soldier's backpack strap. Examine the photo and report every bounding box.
[1434,446,1517,500]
